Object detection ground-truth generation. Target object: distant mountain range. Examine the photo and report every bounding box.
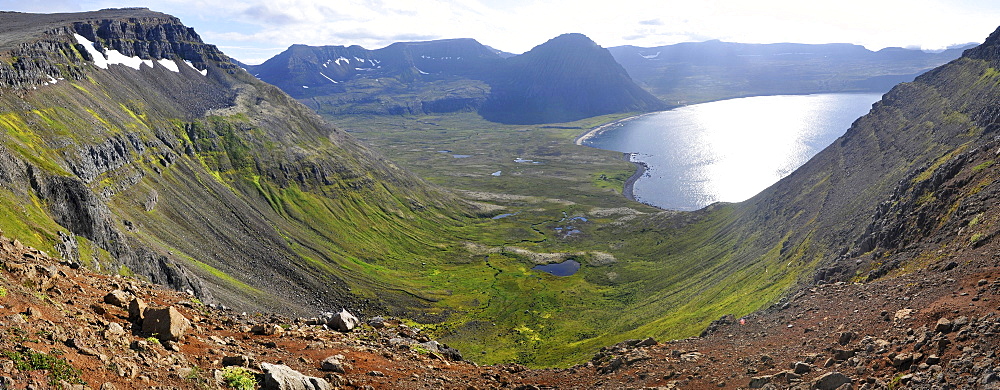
[609,40,974,104]
[245,33,666,124]
[248,36,973,123]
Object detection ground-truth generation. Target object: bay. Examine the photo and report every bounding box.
[583,93,883,210]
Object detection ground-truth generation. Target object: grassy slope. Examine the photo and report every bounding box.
[322,113,804,366]
[0,34,487,319]
[316,51,1000,367]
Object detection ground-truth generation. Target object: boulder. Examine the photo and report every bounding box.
[832,348,855,361]
[128,298,147,322]
[322,310,359,332]
[367,316,386,329]
[813,372,851,390]
[251,324,285,336]
[935,318,952,333]
[793,361,812,375]
[260,363,331,390]
[749,375,772,388]
[320,355,346,373]
[103,290,131,308]
[222,355,251,367]
[838,331,854,345]
[892,353,914,370]
[141,306,190,341]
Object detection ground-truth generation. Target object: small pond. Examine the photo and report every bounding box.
[532,259,581,276]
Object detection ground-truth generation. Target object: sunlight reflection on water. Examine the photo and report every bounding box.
[585,93,883,210]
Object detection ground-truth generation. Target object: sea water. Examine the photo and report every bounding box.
[584,93,883,210]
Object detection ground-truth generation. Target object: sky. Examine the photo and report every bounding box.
[2,0,1000,65]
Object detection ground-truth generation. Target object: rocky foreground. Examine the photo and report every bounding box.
[0,229,998,389]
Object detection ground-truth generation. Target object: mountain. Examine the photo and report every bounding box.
[0,8,470,317]
[248,33,665,124]
[610,40,973,104]
[479,33,667,124]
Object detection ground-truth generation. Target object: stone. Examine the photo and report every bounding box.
[320,355,346,373]
[103,290,131,308]
[952,316,968,331]
[749,375,772,388]
[141,306,190,341]
[260,363,332,390]
[99,383,118,390]
[793,361,812,375]
[892,353,914,370]
[252,324,285,336]
[636,337,658,347]
[367,316,386,329]
[322,309,359,332]
[813,372,852,390]
[66,338,99,356]
[128,298,147,322]
[832,349,855,361]
[222,355,251,367]
[838,331,854,345]
[935,318,952,333]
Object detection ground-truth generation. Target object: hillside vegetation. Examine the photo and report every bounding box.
[3,8,1000,371]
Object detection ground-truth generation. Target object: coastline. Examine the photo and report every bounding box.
[621,153,646,202]
[574,112,658,146]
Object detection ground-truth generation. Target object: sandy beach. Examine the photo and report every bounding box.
[573,112,658,146]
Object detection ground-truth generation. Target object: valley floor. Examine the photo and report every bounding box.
[2,221,998,389]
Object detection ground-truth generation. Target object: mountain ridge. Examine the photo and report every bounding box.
[608,39,973,104]
[248,33,666,124]
[0,9,473,318]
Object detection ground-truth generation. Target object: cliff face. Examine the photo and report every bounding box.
[0,9,466,317]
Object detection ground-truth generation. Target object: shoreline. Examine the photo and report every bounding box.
[574,112,658,146]
[621,153,646,202]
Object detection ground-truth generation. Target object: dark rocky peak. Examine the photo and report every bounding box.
[0,9,235,90]
[962,25,1000,61]
[506,33,625,79]
[481,33,665,124]
[71,15,230,68]
[516,33,602,60]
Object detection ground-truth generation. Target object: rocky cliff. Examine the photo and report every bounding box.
[0,9,469,318]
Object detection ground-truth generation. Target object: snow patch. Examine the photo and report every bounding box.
[415,67,430,75]
[354,57,365,63]
[184,60,208,76]
[640,52,661,59]
[302,85,309,88]
[335,57,349,65]
[158,58,180,72]
[74,33,206,75]
[319,72,338,84]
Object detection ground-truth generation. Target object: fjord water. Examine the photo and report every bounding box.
[585,93,884,210]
